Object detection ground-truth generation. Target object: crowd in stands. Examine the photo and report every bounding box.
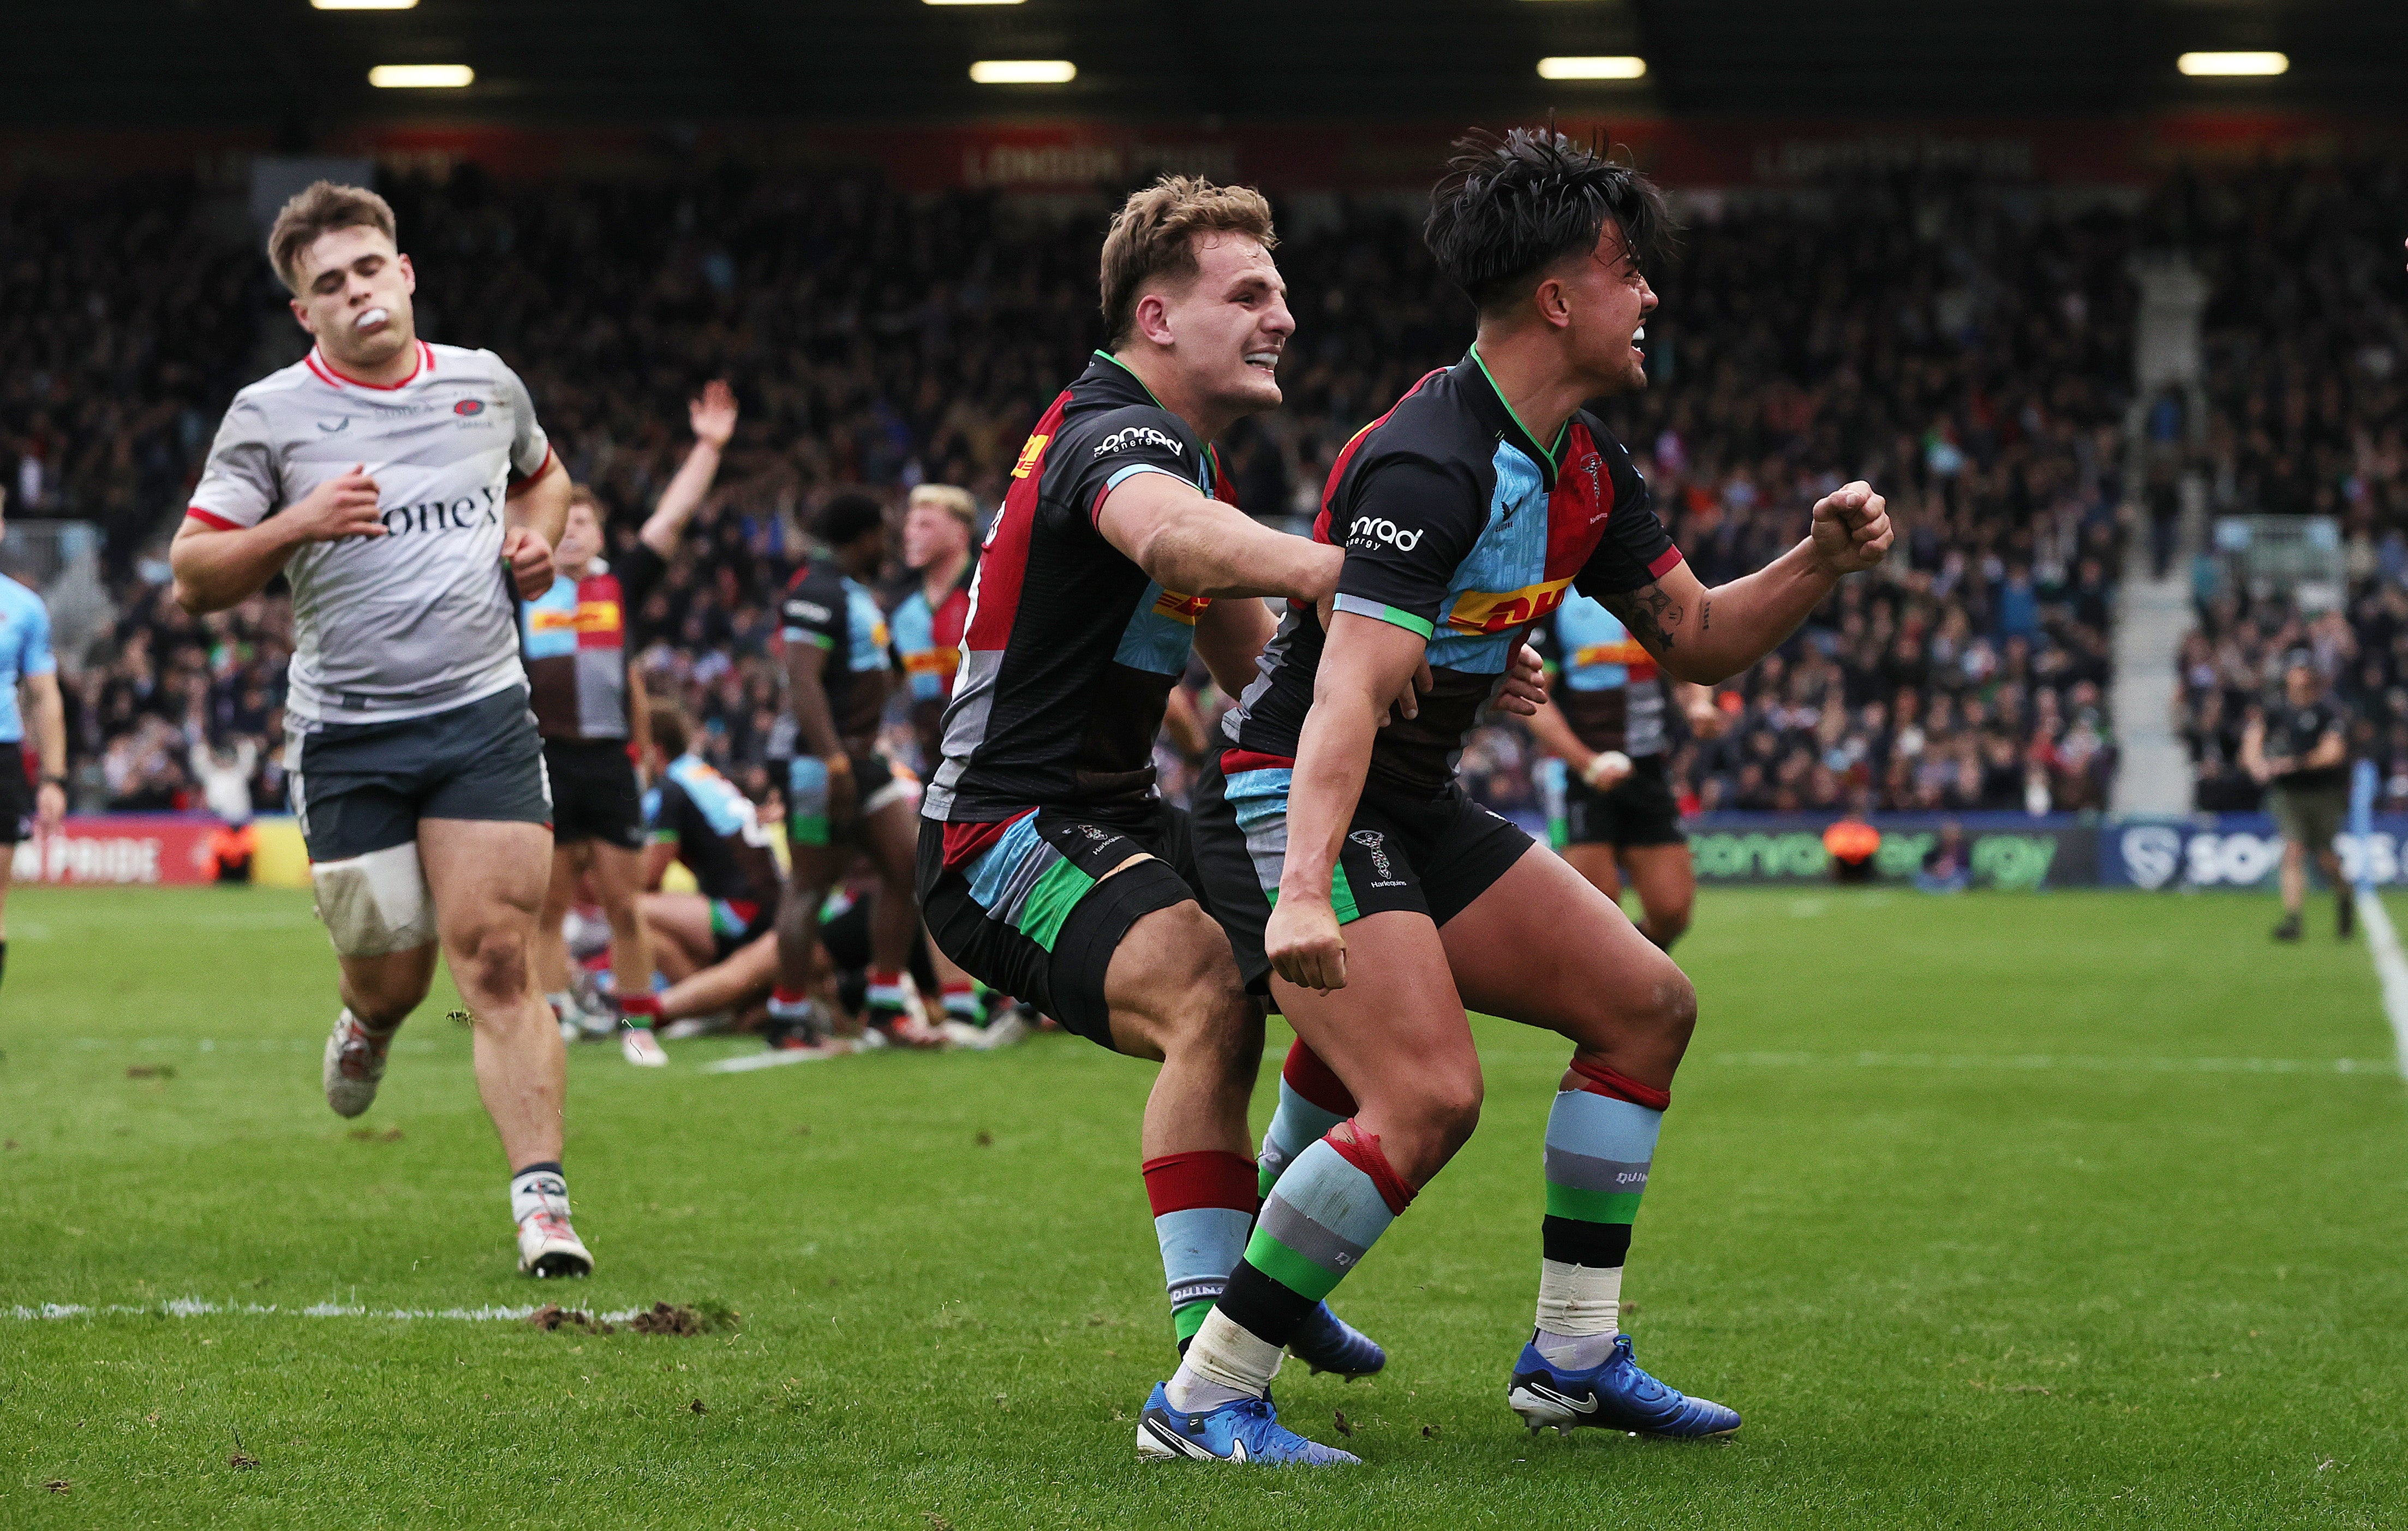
[1,159,2179,822]
[2170,155,2408,811]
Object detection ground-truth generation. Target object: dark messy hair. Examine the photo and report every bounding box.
[814,491,887,549]
[1424,129,1675,317]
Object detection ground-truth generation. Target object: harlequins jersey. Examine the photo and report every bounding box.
[923,351,1232,826]
[780,561,893,741]
[1535,591,1664,758]
[1226,348,1680,797]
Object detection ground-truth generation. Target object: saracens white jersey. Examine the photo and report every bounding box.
[188,340,555,727]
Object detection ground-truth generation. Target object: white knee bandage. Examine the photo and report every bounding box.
[312,842,437,958]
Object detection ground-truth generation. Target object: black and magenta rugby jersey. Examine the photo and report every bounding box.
[922,351,1236,834]
[1226,347,1681,798]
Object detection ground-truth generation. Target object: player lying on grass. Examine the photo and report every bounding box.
[170,181,594,1279]
[1169,130,1893,1460]
[769,493,940,1050]
[526,381,738,1060]
[636,702,787,1028]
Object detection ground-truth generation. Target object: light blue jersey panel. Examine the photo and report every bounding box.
[0,575,57,743]
[1423,442,1550,673]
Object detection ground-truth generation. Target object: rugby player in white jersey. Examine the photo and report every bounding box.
[170,183,591,1278]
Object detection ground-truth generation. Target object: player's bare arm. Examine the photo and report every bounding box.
[782,639,856,830]
[1600,480,1892,684]
[639,380,739,558]
[502,453,570,599]
[1263,612,1430,994]
[22,669,66,832]
[1096,471,1341,605]
[169,465,386,614]
[1192,594,1276,698]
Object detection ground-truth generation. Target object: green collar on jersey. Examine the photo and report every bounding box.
[1467,343,1571,479]
[1092,349,1222,492]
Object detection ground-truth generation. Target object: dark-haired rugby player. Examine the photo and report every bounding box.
[1176,131,1892,1454]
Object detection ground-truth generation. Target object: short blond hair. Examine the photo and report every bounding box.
[268,181,398,294]
[908,483,977,528]
[1099,176,1278,348]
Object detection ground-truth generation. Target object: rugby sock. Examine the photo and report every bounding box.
[509,1161,570,1225]
[1142,1151,1258,1350]
[1534,1056,1666,1372]
[1258,1039,1355,1198]
[618,992,660,1031]
[767,985,815,1022]
[940,980,983,1024]
[865,967,910,1018]
[1167,1121,1413,1410]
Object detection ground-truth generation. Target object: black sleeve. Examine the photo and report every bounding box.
[617,542,668,633]
[779,566,847,656]
[1328,456,1484,641]
[1573,437,1681,600]
[1046,404,1202,531]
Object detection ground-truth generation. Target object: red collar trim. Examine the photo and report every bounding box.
[306,339,432,391]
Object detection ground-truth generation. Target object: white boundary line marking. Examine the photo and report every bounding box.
[2356,887,2408,1073]
[3,1300,649,1323]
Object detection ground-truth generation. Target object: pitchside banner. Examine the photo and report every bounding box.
[2102,814,2408,890]
[1680,812,2096,889]
[7,816,309,888]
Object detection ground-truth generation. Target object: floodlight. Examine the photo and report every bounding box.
[368,64,475,88]
[2177,52,2289,76]
[1536,56,1648,80]
[969,60,1077,84]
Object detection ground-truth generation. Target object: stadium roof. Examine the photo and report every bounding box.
[10,0,2407,134]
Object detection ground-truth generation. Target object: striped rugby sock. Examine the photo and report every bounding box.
[865,968,910,1016]
[1142,1151,1258,1349]
[1258,1040,1355,1198]
[1534,1056,1667,1372]
[1169,1121,1412,1408]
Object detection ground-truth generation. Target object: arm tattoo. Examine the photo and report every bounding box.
[1699,597,1711,633]
[1604,582,1683,653]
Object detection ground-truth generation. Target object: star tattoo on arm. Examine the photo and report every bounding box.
[1604,581,1682,653]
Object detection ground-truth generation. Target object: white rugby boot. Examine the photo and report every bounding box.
[619,1024,668,1067]
[322,1008,396,1119]
[513,1173,595,1279]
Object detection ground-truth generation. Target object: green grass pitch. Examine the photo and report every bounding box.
[5,883,2408,1527]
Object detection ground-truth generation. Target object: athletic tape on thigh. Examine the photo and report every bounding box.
[312,842,436,957]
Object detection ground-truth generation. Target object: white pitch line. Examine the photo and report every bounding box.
[4,1300,649,1323]
[1709,1050,2394,1076]
[2356,887,2408,1074]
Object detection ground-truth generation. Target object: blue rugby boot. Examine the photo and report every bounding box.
[1288,1301,1387,1379]
[1135,1383,1361,1464]
[1507,1333,1741,1438]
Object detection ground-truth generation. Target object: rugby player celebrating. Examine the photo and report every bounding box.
[1174,132,1892,1452]
[171,183,593,1278]
[921,178,1401,1462]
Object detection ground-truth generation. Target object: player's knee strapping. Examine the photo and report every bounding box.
[1141,1150,1258,1347]
[1258,1039,1356,1198]
[310,842,436,958]
[1538,1057,1668,1347]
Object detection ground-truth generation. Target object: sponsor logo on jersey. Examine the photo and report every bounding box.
[377,486,505,536]
[1011,433,1050,479]
[1572,637,1654,672]
[784,599,832,624]
[528,600,624,637]
[1151,588,1211,625]
[1447,576,1573,635]
[316,417,349,433]
[1347,516,1422,551]
[453,399,486,416]
[1094,426,1184,459]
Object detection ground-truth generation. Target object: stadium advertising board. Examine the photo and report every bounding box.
[7,817,309,888]
[2104,815,2408,890]
[1683,813,2096,889]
